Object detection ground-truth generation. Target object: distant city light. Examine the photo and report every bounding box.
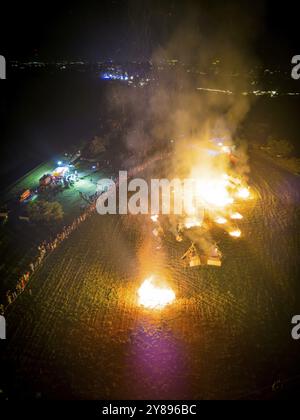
[101,72,130,81]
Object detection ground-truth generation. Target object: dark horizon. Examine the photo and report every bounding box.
[0,0,298,66]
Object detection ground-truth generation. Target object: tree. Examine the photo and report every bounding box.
[28,200,64,224]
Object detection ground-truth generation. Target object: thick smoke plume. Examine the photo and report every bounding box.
[107,0,264,250]
[109,1,264,170]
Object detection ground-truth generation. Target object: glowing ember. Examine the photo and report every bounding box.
[215,216,227,225]
[237,187,250,200]
[138,276,175,309]
[230,212,243,220]
[229,229,242,238]
[184,217,202,229]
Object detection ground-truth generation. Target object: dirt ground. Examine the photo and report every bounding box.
[1,151,300,400]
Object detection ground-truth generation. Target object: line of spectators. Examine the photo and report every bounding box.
[0,155,165,315]
[0,200,97,315]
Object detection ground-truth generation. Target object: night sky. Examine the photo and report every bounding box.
[0,0,298,65]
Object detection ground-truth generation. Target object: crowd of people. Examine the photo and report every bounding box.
[0,200,97,315]
[0,155,165,315]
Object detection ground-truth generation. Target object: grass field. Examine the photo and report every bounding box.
[1,151,300,399]
[0,158,109,300]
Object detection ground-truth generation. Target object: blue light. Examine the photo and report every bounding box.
[57,161,62,165]
[101,72,130,82]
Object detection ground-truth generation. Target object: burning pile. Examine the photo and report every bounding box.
[182,140,252,241]
[148,138,253,269]
[137,275,175,309]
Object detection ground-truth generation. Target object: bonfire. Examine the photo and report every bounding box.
[137,276,175,309]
